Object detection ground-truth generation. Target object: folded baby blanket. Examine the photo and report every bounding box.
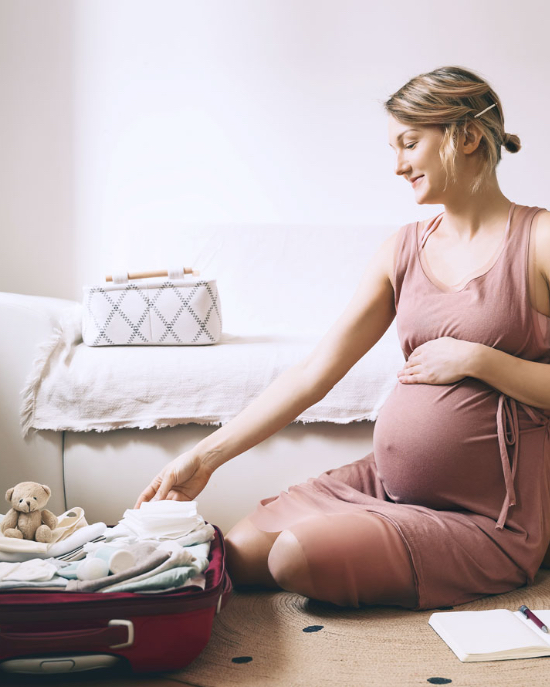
[65,542,171,593]
[100,541,211,594]
[0,559,58,582]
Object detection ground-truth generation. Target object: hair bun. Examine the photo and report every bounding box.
[502,132,521,153]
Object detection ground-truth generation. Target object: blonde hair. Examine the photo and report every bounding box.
[383,66,521,195]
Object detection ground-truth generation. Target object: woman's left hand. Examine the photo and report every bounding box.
[397,337,479,385]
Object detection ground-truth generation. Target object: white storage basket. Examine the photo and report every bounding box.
[82,267,222,346]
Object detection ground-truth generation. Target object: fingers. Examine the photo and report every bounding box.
[133,473,164,509]
[133,453,201,508]
[152,470,175,502]
[402,362,422,373]
[133,489,152,509]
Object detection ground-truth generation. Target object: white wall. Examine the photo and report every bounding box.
[1,0,548,307]
[0,1,76,299]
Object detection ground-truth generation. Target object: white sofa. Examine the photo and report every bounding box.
[0,226,402,534]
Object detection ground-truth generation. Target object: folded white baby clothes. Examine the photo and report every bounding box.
[116,500,205,540]
[0,557,69,589]
[0,577,68,590]
[0,500,216,594]
[104,522,215,549]
[0,559,58,582]
[172,523,216,547]
[0,522,107,562]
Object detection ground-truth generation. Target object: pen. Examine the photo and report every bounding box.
[519,605,548,633]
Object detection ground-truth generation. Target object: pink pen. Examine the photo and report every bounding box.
[519,605,548,633]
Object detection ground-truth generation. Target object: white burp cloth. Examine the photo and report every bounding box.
[118,501,205,540]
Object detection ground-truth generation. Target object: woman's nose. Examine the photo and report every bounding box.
[394,155,411,177]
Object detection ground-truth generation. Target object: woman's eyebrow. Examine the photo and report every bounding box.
[388,129,420,147]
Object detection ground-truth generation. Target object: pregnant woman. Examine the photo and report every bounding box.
[135,65,550,611]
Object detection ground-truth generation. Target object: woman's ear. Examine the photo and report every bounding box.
[462,124,483,153]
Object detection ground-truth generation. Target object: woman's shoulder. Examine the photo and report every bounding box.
[387,220,418,251]
[533,207,550,222]
[532,209,550,280]
[515,202,549,221]
[532,208,550,237]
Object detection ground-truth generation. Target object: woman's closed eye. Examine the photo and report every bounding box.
[405,143,417,150]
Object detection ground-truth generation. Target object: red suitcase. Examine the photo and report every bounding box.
[0,523,232,676]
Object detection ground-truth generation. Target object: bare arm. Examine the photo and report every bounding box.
[467,210,550,409]
[197,231,399,473]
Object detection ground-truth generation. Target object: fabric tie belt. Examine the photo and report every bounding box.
[496,393,550,530]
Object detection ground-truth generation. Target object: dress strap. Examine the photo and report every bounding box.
[419,213,444,251]
[419,203,517,253]
[495,394,550,530]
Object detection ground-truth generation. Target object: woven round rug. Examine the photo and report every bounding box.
[172,568,550,687]
[4,571,550,687]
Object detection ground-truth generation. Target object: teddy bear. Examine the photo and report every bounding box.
[1,482,58,543]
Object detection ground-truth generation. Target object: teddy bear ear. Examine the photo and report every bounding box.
[5,488,14,503]
[40,485,51,497]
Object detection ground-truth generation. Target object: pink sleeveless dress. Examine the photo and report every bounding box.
[249,202,550,611]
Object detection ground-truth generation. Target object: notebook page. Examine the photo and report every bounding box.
[429,610,547,655]
[514,610,550,645]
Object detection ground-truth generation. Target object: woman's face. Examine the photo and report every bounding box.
[387,116,448,204]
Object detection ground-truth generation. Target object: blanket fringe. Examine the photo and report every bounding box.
[19,324,65,439]
[24,417,227,434]
[25,412,381,435]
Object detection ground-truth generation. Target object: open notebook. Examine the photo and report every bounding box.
[429,609,550,662]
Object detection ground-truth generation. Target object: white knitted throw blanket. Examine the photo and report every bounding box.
[20,304,405,436]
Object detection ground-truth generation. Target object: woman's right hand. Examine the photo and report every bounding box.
[133,451,214,509]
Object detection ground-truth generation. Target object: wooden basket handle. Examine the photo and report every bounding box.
[105,267,200,282]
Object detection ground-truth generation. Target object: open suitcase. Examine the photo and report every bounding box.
[0,523,232,676]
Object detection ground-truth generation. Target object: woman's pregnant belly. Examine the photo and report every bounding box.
[373,378,505,511]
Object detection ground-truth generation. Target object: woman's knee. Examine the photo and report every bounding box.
[267,522,353,605]
[267,529,315,595]
[224,515,282,589]
[267,513,419,609]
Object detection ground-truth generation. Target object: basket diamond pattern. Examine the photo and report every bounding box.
[82,279,222,346]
